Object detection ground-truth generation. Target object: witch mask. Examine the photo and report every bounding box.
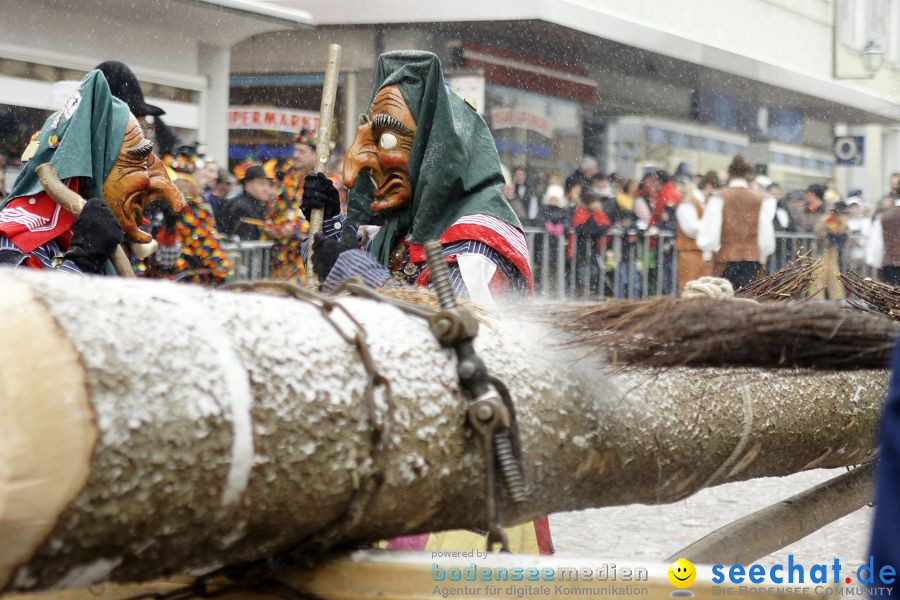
[102,114,182,243]
[343,85,417,213]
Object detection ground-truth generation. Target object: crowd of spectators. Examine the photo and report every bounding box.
[504,155,900,297]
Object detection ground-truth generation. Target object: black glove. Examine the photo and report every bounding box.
[65,198,124,274]
[300,172,340,222]
[311,230,357,282]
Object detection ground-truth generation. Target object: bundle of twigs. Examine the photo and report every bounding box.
[735,254,822,301]
[549,297,898,369]
[840,271,900,321]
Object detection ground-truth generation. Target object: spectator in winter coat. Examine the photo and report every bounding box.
[616,178,638,214]
[590,172,618,219]
[509,166,540,226]
[570,190,611,296]
[793,184,827,233]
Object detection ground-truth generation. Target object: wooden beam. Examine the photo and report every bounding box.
[668,463,874,564]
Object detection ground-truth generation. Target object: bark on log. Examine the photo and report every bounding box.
[0,269,887,593]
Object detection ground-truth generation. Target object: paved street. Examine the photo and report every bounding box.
[551,468,872,566]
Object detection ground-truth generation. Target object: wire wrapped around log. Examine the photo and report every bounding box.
[34,163,135,278]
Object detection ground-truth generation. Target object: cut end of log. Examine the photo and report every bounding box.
[0,272,97,591]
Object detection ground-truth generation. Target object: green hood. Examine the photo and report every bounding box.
[347,50,521,266]
[4,70,130,206]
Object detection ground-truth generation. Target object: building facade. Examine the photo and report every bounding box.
[230,0,900,199]
[0,0,310,170]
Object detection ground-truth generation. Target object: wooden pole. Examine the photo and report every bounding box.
[35,163,135,278]
[305,43,343,289]
[668,462,875,564]
[0,270,887,593]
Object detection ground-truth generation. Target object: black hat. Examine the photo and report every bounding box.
[242,165,271,183]
[95,60,165,118]
[806,183,825,200]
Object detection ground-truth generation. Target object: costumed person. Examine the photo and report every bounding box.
[696,155,776,291]
[811,200,849,300]
[674,170,718,294]
[0,70,180,274]
[135,159,233,286]
[169,171,233,285]
[866,196,900,286]
[279,129,317,204]
[301,50,547,553]
[301,51,532,306]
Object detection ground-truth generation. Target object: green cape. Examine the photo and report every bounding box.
[3,70,130,206]
[346,51,521,266]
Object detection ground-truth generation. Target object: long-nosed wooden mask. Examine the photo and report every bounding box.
[342,85,417,213]
[102,114,182,243]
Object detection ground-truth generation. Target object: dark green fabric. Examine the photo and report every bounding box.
[347,51,521,266]
[4,70,130,206]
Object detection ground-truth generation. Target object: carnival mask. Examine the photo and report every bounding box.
[343,85,417,213]
[102,114,182,243]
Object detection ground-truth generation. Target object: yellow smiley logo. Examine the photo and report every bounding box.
[668,558,697,589]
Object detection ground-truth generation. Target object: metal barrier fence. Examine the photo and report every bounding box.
[524,227,873,299]
[221,231,873,298]
[221,240,274,281]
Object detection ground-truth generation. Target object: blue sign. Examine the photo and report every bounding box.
[833,136,864,166]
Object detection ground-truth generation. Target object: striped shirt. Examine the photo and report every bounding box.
[0,234,84,275]
[320,215,529,299]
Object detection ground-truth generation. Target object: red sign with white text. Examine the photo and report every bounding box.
[228,107,319,134]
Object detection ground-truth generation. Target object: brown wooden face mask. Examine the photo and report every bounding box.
[342,85,417,213]
[102,114,182,243]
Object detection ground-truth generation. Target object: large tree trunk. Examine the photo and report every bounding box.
[0,270,886,593]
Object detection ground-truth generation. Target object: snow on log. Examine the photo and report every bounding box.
[0,269,887,593]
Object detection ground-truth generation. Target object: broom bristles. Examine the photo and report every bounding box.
[840,271,900,321]
[546,298,897,370]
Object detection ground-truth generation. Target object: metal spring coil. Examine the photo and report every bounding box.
[424,240,457,310]
[494,431,528,503]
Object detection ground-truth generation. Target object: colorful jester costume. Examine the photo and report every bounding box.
[172,191,233,285]
[135,167,233,285]
[260,188,308,281]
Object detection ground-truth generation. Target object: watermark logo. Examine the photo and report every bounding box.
[668,558,696,597]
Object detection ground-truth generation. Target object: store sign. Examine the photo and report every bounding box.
[228,107,319,134]
[491,109,554,139]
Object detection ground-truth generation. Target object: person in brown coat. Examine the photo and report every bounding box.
[675,170,719,294]
[867,198,900,286]
[696,156,776,291]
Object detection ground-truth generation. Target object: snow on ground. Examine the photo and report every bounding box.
[551,468,872,566]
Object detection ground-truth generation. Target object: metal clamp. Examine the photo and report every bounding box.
[424,240,528,552]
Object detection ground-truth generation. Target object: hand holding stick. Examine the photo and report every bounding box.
[305,43,343,289]
[35,163,135,277]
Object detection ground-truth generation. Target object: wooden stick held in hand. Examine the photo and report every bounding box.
[305,43,343,289]
[35,163,135,278]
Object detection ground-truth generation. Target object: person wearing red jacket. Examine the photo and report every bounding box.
[570,190,611,297]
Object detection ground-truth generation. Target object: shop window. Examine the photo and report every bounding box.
[485,84,581,176]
